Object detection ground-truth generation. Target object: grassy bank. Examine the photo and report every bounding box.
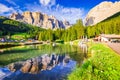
[65,39,80,45]
[68,43,120,80]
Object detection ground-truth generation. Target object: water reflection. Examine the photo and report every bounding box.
[8,54,70,74]
[1,54,76,80]
[0,44,87,66]
[0,44,88,80]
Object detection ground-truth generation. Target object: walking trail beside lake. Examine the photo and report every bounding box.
[107,43,120,54]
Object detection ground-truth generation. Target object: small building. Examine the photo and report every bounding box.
[100,34,120,42]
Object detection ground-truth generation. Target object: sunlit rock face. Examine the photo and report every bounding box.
[9,11,70,29]
[10,13,23,20]
[85,1,120,26]
[7,54,70,74]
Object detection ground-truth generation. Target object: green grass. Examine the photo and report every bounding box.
[0,16,45,38]
[72,39,81,45]
[68,43,120,80]
[65,39,81,45]
[11,33,30,40]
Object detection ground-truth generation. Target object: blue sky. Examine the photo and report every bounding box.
[0,0,119,23]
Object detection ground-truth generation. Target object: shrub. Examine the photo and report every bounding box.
[55,40,64,44]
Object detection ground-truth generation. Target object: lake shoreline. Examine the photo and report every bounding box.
[0,41,44,49]
[68,42,120,80]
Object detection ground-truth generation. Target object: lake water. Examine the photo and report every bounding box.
[0,44,88,80]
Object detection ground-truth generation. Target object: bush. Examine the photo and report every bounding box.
[55,40,64,44]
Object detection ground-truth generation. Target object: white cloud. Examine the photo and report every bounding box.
[60,7,85,23]
[0,3,23,16]
[0,0,85,23]
[39,0,56,6]
[25,3,85,24]
[5,0,17,6]
[5,0,22,13]
[0,3,15,14]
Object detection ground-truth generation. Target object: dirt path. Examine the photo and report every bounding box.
[107,43,120,54]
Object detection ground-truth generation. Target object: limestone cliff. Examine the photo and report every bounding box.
[85,1,120,26]
[9,11,70,29]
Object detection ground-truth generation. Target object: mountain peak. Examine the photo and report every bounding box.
[85,1,120,26]
[9,11,70,29]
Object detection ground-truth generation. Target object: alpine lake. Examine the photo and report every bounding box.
[0,43,88,80]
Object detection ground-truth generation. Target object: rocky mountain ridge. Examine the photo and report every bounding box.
[10,11,70,29]
[85,1,120,26]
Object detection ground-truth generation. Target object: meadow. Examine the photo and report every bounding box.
[68,42,120,80]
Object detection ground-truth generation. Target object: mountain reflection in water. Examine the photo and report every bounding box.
[0,54,76,80]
